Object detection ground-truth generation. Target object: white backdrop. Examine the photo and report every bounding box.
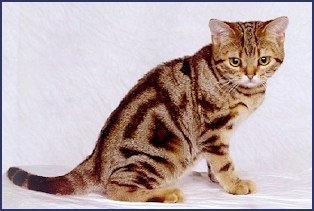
[2,2,312,208]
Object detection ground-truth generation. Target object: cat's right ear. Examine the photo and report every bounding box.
[209,19,235,45]
[262,16,289,43]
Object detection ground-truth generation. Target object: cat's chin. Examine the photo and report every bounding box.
[237,76,264,89]
[239,81,262,88]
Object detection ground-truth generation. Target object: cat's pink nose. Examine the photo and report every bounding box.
[247,75,254,80]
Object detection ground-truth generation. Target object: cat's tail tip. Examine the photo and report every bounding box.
[7,167,26,185]
[7,166,77,195]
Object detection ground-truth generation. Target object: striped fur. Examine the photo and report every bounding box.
[8,17,288,203]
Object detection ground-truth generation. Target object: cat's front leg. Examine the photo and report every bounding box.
[201,134,256,195]
[207,162,219,183]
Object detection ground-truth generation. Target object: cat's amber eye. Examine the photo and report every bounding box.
[229,58,241,67]
[258,56,271,66]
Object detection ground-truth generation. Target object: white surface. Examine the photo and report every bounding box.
[2,2,312,209]
[2,165,312,209]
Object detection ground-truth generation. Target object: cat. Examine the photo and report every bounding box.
[8,16,288,203]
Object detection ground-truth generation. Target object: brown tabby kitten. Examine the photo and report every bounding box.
[8,17,288,203]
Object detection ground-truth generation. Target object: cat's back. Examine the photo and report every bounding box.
[94,55,197,178]
[101,55,193,140]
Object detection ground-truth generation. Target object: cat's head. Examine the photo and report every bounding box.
[209,17,288,89]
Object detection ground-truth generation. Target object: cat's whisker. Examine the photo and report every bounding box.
[215,80,230,87]
[229,82,239,94]
[216,80,233,92]
[265,71,274,77]
[218,78,238,97]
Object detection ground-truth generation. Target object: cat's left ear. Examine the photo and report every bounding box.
[263,16,289,40]
[209,19,235,45]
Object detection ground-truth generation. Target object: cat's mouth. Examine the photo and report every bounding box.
[239,81,261,88]
[238,76,263,88]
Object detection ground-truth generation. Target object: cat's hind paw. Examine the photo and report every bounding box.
[147,188,185,203]
[163,188,185,203]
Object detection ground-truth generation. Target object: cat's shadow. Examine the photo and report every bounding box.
[184,171,220,186]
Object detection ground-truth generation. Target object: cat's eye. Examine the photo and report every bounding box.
[229,58,241,67]
[258,56,271,66]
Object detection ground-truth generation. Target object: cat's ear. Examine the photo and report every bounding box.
[209,19,235,45]
[263,16,289,39]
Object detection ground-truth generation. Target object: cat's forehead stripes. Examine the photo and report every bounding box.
[235,21,262,56]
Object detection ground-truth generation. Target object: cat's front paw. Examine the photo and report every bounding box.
[227,179,256,195]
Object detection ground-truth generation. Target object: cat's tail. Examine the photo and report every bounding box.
[7,161,97,195]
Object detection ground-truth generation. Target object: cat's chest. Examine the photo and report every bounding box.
[229,94,265,124]
[200,93,265,131]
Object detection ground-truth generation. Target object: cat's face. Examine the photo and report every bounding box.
[209,17,288,89]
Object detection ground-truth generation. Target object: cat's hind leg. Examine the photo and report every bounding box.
[106,167,184,203]
[106,181,184,203]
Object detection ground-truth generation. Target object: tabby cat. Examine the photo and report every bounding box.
[8,16,288,203]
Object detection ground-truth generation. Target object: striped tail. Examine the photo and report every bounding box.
[7,167,87,195]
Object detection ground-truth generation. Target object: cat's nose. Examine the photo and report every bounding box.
[247,75,254,80]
